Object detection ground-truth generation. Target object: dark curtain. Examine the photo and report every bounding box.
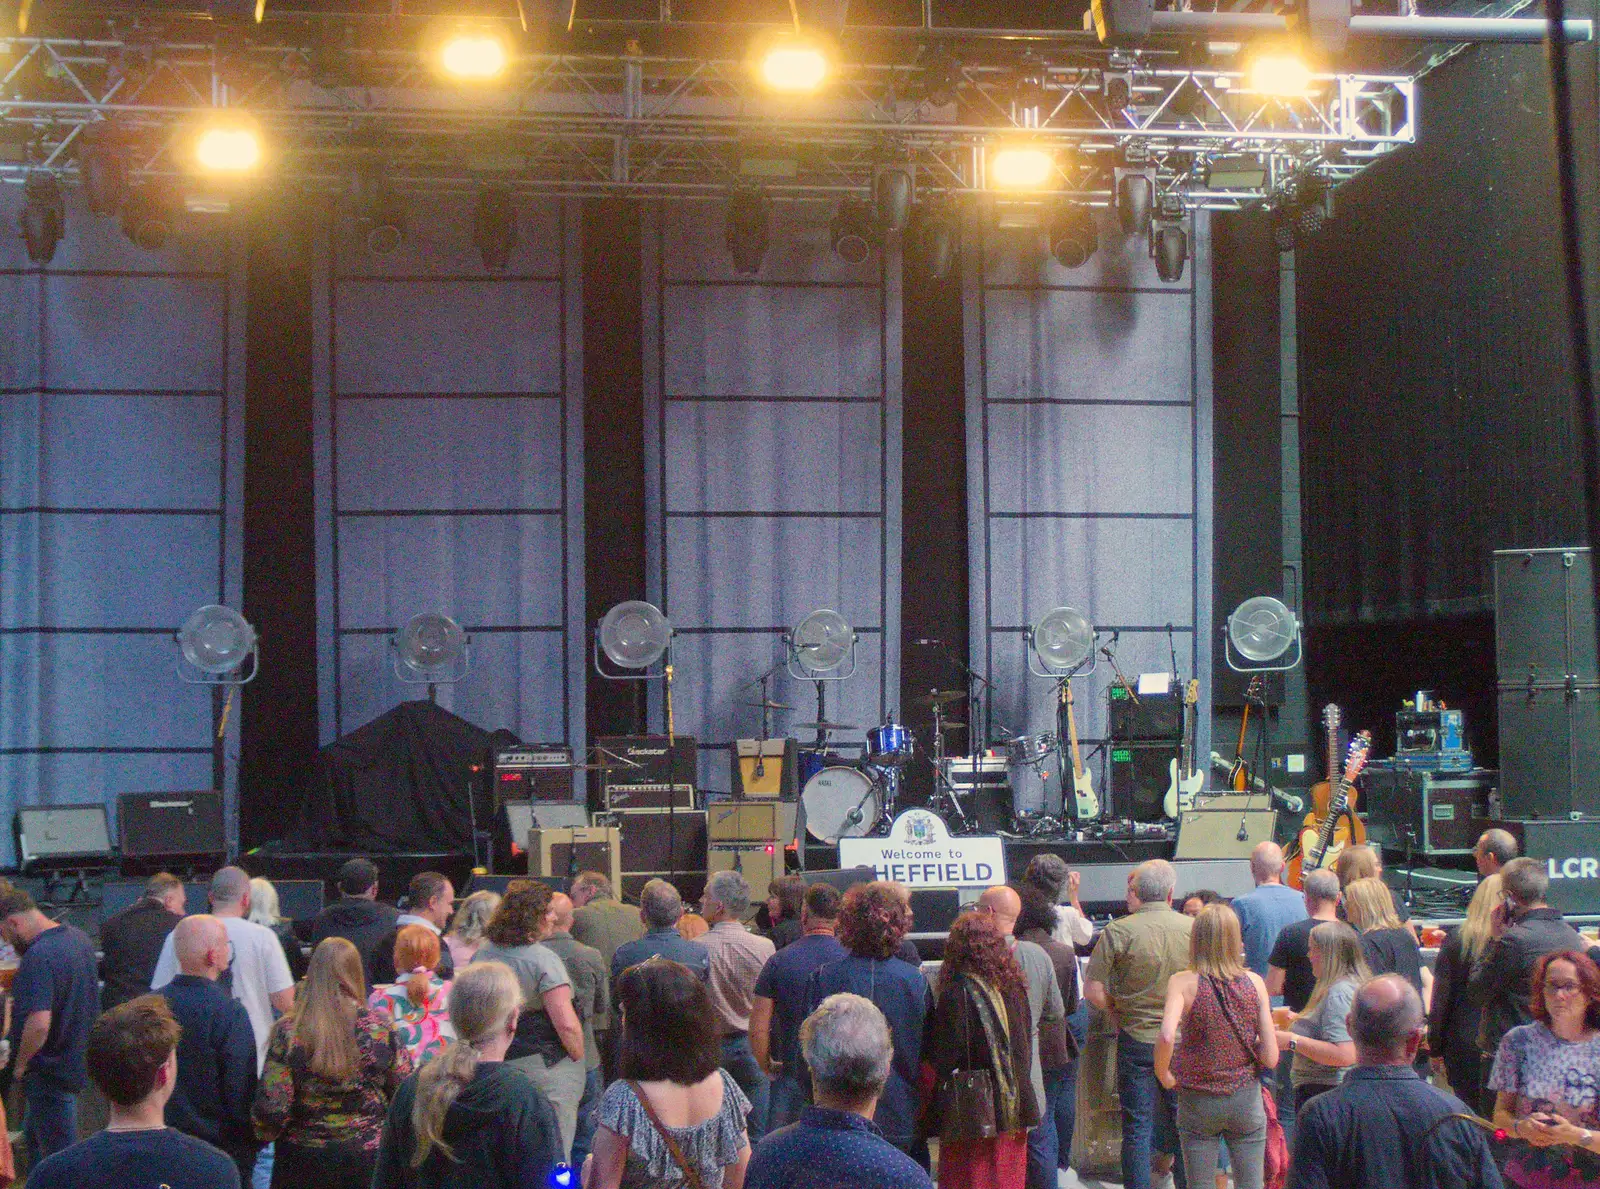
[1297,42,1596,626]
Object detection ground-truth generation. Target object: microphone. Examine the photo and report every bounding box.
[1237,817,1250,843]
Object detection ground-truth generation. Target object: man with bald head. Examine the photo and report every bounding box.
[1288,975,1503,1189]
[977,885,1065,1189]
[158,915,260,1185]
[1476,828,1518,879]
[541,889,609,1171]
[1231,841,1308,978]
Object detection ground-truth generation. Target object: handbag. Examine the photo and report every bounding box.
[1207,975,1290,1189]
[628,1080,709,1189]
[935,977,1000,1145]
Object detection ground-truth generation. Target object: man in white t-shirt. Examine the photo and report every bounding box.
[151,867,294,1071]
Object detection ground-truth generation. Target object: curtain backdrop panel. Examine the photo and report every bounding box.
[0,190,246,864]
[642,201,902,792]
[965,209,1213,812]
[312,197,585,772]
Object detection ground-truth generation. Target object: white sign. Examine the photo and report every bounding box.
[838,809,1007,889]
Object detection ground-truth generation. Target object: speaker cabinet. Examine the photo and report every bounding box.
[1109,743,1177,821]
[617,810,707,883]
[706,801,796,845]
[730,739,798,800]
[15,804,114,868]
[1174,809,1278,860]
[117,792,225,866]
[527,826,622,891]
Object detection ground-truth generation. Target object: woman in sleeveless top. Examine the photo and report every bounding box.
[587,959,751,1189]
[1153,904,1278,1189]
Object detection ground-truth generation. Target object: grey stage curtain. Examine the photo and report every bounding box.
[0,188,246,863]
[964,207,1214,813]
[312,196,586,778]
[641,200,903,793]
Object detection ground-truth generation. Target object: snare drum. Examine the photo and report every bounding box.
[1006,733,1057,768]
[865,721,915,767]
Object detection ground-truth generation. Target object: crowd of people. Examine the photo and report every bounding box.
[0,823,1594,1188]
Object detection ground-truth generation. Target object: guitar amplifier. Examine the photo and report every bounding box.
[117,792,226,865]
[1109,685,1182,741]
[527,826,622,890]
[730,739,798,800]
[1110,743,1177,822]
[605,783,697,811]
[493,746,575,804]
[595,736,698,785]
[707,800,796,845]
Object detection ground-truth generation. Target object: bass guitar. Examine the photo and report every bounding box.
[1287,703,1371,887]
[1163,678,1204,818]
[1062,679,1099,821]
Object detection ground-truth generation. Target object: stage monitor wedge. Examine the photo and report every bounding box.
[15,805,115,869]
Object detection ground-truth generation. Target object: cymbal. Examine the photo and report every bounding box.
[936,721,970,733]
[912,689,968,708]
[739,699,795,711]
[793,720,861,732]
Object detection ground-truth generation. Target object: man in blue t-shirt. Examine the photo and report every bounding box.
[1230,842,1308,976]
[29,995,240,1189]
[751,883,848,1132]
[0,886,101,1166]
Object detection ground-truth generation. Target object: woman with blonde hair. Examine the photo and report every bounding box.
[370,925,457,1066]
[1332,844,1381,890]
[444,891,500,970]
[1343,876,1430,1009]
[372,960,563,1189]
[253,936,412,1189]
[1154,904,1278,1189]
[1428,873,1503,1105]
[249,875,309,983]
[1273,921,1368,1111]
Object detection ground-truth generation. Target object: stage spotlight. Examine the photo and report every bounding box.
[990,144,1054,190]
[175,604,258,685]
[1026,606,1095,677]
[1103,71,1132,112]
[786,609,858,680]
[875,169,912,233]
[598,601,673,671]
[1116,171,1152,234]
[473,185,518,271]
[194,117,262,173]
[438,28,510,81]
[20,172,64,264]
[911,201,955,279]
[79,140,128,216]
[1153,224,1187,282]
[831,198,875,264]
[1246,49,1313,97]
[756,31,831,94]
[1225,595,1302,671]
[393,612,472,690]
[726,189,770,275]
[1049,203,1097,269]
[120,187,173,251]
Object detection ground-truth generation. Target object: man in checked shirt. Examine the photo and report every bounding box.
[696,869,776,1141]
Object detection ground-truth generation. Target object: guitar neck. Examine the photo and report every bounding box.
[1065,694,1086,779]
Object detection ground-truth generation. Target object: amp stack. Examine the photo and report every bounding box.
[1492,547,1600,913]
[1108,682,1182,823]
[596,735,706,902]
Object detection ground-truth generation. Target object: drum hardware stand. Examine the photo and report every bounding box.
[738,661,787,779]
[941,647,996,754]
[927,696,974,834]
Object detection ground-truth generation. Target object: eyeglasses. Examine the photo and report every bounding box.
[1547,980,1585,996]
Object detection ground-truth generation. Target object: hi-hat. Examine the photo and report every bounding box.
[794,719,860,732]
[912,689,968,708]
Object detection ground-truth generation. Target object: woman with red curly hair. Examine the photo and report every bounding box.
[804,882,933,1166]
[1488,949,1600,1187]
[924,911,1039,1189]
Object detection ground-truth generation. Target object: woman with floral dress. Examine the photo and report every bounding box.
[369,924,455,1066]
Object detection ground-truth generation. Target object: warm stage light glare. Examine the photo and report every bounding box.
[195,124,262,173]
[1246,52,1313,97]
[990,145,1054,189]
[440,33,509,80]
[759,39,830,93]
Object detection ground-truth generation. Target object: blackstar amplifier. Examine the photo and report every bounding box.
[1109,684,1182,741]
[595,736,698,785]
[117,791,226,865]
[493,746,575,804]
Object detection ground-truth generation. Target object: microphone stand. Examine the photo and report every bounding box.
[943,648,995,754]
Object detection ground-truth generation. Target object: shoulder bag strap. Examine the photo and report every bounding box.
[1208,974,1265,1072]
[627,1080,710,1189]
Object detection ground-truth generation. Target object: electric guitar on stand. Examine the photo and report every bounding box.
[1227,674,1265,791]
[1164,678,1204,818]
[1061,680,1099,821]
[1287,705,1372,887]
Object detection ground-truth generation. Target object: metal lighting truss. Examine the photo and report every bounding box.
[0,28,1461,210]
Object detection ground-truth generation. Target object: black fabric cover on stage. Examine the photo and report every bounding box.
[290,700,515,854]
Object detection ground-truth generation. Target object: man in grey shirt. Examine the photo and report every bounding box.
[976,887,1065,1125]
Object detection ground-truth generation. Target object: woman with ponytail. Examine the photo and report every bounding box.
[252,936,412,1189]
[372,961,564,1189]
[371,925,457,1065]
